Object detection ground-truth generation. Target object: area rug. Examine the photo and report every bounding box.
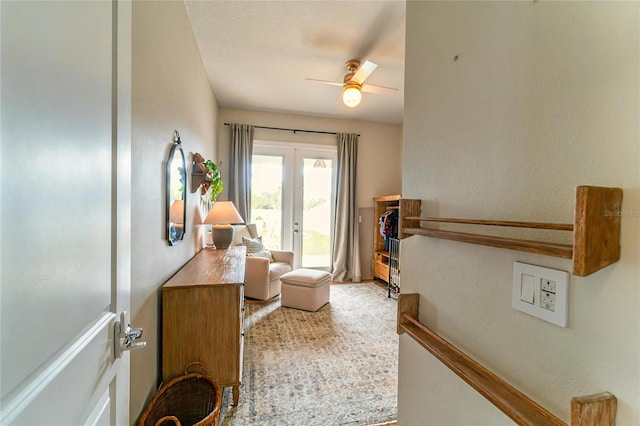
[220,282,398,425]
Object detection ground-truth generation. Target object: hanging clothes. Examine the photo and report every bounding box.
[379,209,398,250]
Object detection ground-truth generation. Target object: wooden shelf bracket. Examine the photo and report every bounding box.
[397,293,617,426]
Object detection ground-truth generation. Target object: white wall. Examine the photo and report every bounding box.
[130,0,219,419]
[399,2,639,425]
[218,108,403,279]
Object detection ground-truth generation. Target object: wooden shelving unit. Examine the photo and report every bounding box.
[403,186,622,277]
[373,195,421,287]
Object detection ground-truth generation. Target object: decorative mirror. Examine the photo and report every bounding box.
[166,130,187,245]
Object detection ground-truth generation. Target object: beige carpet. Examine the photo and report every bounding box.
[220,282,398,425]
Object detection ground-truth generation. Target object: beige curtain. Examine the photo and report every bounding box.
[331,132,361,282]
[228,123,254,222]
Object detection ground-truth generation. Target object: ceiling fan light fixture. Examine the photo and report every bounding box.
[342,84,362,108]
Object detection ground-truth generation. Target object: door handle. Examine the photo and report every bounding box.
[114,311,146,358]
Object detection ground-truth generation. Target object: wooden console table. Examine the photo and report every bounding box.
[162,246,246,405]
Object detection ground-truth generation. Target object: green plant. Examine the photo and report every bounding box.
[203,159,223,201]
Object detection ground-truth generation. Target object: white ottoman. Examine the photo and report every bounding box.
[280,269,332,312]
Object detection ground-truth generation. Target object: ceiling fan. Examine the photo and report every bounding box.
[306,59,398,108]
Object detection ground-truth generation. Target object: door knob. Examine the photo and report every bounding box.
[114,311,146,358]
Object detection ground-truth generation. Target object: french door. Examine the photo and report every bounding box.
[251,142,337,270]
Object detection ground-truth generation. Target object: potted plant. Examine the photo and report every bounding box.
[192,153,224,201]
[203,159,223,201]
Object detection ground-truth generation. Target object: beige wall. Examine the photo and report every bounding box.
[130,0,219,419]
[218,108,403,279]
[399,2,639,425]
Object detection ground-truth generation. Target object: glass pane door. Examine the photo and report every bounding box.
[250,153,285,250]
[297,154,334,269]
[251,143,336,270]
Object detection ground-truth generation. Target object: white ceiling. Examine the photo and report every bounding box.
[184,1,406,125]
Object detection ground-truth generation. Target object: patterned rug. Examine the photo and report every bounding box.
[220,282,398,425]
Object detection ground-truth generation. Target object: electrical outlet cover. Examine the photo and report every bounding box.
[512,262,569,327]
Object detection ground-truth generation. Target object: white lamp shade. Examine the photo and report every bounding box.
[342,86,362,108]
[204,201,244,225]
[204,201,244,249]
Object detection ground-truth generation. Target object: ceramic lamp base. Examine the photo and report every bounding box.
[212,224,234,249]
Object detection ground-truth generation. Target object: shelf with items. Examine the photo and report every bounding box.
[191,153,213,194]
[403,186,622,277]
[373,195,422,294]
[373,250,390,285]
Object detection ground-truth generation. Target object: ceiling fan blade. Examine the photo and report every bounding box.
[361,83,398,94]
[352,2,404,60]
[352,60,378,85]
[305,78,343,87]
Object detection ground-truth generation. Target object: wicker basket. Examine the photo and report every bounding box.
[138,363,222,426]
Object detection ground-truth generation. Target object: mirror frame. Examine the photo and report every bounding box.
[166,134,187,246]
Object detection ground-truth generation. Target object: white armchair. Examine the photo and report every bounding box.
[232,224,293,300]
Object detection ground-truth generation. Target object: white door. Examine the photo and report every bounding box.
[251,143,336,270]
[1,1,135,425]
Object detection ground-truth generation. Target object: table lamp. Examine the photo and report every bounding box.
[203,201,244,249]
[169,199,184,226]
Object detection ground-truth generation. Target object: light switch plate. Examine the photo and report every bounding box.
[512,262,569,327]
[520,273,536,304]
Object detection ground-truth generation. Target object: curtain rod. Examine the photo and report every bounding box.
[224,123,359,137]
